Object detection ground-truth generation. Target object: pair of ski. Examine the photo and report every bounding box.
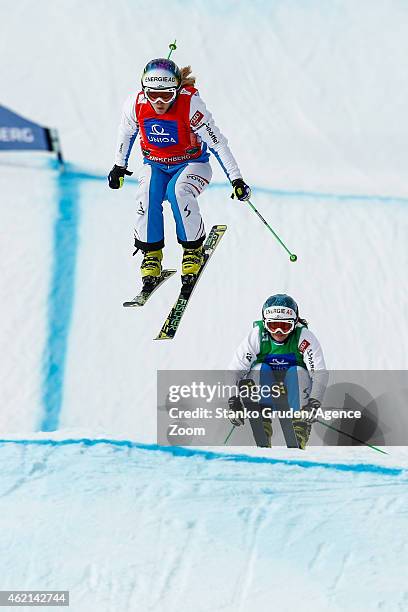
[123,225,227,340]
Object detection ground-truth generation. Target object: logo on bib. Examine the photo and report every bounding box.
[264,353,298,370]
[144,119,179,148]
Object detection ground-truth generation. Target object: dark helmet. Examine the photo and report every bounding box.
[141,58,181,90]
[262,294,299,322]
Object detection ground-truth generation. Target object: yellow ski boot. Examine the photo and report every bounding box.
[262,419,273,447]
[140,249,163,286]
[181,245,204,285]
[293,419,312,450]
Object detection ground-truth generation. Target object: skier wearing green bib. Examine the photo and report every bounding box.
[228,294,327,449]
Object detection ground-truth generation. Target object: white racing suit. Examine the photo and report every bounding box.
[115,88,242,250]
[228,323,328,446]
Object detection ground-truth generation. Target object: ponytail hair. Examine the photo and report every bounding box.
[180,65,196,87]
[298,316,308,328]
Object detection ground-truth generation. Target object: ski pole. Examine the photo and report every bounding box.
[167,39,177,59]
[315,419,388,455]
[224,425,236,445]
[246,199,298,262]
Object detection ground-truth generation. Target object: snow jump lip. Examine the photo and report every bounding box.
[0,437,403,476]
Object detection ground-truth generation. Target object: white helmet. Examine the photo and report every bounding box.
[141,58,181,90]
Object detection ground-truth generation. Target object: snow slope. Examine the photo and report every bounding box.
[0,1,408,610]
[1,439,407,612]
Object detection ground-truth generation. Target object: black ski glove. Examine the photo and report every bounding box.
[227,378,256,426]
[303,398,321,423]
[108,164,133,189]
[228,395,245,426]
[238,378,257,397]
[231,178,251,201]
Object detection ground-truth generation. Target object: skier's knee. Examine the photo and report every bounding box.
[174,182,196,201]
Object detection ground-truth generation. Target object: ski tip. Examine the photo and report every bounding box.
[123,298,145,307]
[123,269,177,308]
[154,332,174,341]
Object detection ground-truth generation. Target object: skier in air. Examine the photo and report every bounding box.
[228,294,327,449]
[108,58,251,287]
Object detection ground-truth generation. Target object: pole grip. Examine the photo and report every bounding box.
[167,39,177,59]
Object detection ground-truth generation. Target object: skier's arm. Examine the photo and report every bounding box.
[298,328,328,404]
[114,94,139,167]
[189,92,243,183]
[227,328,261,424]
[228,327,261,382]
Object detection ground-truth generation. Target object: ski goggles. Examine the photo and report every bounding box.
[265,319,295,334]
[144,88,177,103]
